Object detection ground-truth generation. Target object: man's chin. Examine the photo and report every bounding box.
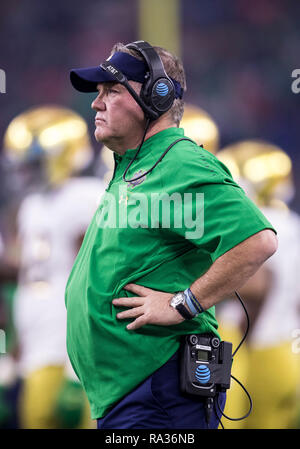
[94,129,107,144]
[94,129,121,152]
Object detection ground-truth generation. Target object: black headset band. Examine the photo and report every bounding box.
[101,40,176,121]
[126,40,170,83]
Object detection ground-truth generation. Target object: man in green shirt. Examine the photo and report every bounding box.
[67,41,277,429]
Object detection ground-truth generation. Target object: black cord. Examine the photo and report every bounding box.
[122,123,194,183]
[122,118,151,183]
[216,374,253,422]
[213,397,225,429]
[214,290,253,425]
[205,397,214,428]
[232,291,250,357]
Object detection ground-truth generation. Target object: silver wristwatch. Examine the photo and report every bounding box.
[170,292,194,320]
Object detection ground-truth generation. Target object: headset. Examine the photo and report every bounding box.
[100,40,177,121]
[100,40,185,183]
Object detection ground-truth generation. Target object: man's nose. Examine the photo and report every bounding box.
[91,94,106,111]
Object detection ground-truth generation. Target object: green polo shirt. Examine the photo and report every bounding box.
[65,127,275,419]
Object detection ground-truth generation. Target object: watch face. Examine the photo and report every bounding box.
[171,292,185,307]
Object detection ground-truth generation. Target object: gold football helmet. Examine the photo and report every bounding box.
[217,140,294,208]
[3,105,93,187]
[179,103,219,154]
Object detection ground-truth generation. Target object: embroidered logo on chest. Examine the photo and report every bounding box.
[128,170,147,188]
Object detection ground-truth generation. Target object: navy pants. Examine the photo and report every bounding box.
[97,350,226,429]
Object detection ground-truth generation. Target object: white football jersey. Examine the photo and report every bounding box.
[13,176,105,376]
[218,207,300,347]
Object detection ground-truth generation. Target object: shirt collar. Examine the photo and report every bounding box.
[122,127,185,161]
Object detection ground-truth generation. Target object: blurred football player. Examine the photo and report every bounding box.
[0,231,20,429]
[2,105,105,428]
[179,103,220,154]
[216,140,300,429]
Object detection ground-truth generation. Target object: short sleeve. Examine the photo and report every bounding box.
[192,183,276,262]
[161,143,276,263]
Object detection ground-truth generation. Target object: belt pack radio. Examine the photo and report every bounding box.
[180,333,232,397]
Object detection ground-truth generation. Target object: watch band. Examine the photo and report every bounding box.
[175,302,194,320]
[184,293,199,316]
[185,288,204,314]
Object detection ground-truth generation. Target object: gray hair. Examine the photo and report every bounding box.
[110,43,186,126]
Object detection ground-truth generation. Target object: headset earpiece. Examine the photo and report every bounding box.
[149,77,175,114]
[126,41,176,119]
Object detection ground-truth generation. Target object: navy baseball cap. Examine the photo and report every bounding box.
[70,51,183,98]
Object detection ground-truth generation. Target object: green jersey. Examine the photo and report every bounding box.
[65,127,275,419]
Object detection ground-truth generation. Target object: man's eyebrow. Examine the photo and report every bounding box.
[97,82,126,93]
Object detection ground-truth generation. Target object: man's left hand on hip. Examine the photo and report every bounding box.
[112,283,184,330]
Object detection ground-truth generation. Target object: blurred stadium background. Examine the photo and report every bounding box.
[1,0,300,207]
[0,0,300,429]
